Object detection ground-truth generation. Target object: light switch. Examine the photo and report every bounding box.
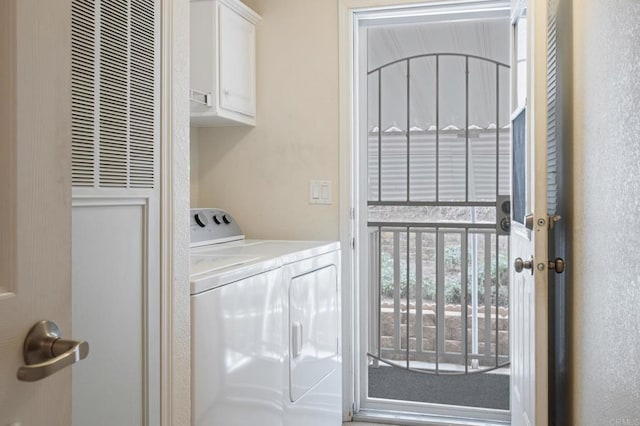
[309,180,332,205]
[311,185,320,200]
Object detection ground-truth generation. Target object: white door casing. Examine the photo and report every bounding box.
[0,0,73,424]
[509,0,549,424]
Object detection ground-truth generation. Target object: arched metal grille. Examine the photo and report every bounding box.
[366,53,510,375]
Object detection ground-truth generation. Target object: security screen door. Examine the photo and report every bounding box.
[355,3,514,421]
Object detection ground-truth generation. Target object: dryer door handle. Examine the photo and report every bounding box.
[291,322,303,358]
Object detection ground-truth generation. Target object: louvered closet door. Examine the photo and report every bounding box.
[71,0,161,425]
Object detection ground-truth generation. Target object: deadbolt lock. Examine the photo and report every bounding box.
[548,257,566,273]
[524,214,534,230]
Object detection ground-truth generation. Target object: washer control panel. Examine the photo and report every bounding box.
[190,208,244,247]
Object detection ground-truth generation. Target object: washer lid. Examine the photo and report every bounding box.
[190,254,261,277]
[189,255,280,295]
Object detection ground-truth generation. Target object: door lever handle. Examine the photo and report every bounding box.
[16,320,89,382]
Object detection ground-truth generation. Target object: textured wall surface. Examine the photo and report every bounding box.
[190,127,199,207]
[193,0,340,241]
[169,0,191,423]
[572,1,640,424]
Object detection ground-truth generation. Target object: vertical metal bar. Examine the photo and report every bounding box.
[494,65,502,365]
[393,230,401,352]
[496,64,500,197]
[471,216,479,360]
[507,236,510,364]
[484,233,492,359]
[406,227,410,369]
[436,229,445,374]
[369,228,380,367]
[378,69,382,202]
[465,56,469,202]
[462,230,469,373]
[378,227,382,361]
[369,229,376,365]
[435,55,440,203]
[495,233,500,366]
[406,59,411,202]
[415,231,423,355]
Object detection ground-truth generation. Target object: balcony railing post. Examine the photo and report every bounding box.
[393,231,401,352]
[484,234,492,359]
[462,230,469,372]
[436,230,445,372]
[369,227,380,367]
[415,231,423,356]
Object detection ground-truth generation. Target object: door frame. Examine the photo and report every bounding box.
[338,0,513,423]
[160,0,191,424]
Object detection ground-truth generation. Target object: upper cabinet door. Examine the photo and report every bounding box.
[190,0,260,127]
[218,2,256,118]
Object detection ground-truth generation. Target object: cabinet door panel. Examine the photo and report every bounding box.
[218,3,255,117]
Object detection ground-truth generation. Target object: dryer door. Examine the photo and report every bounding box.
[287,254,339,402]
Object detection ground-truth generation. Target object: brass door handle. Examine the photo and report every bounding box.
[17,320,89,382]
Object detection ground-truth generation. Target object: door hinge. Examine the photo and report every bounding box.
[350,238,355,250]
[350,207,355,220]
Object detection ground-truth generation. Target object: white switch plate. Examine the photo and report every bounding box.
[309,180,332,205]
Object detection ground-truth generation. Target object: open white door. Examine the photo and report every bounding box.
[0,0,167,424]
[509,0,550,425]
[0,0,75,424]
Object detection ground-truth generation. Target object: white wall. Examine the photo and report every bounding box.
[571,1,640,424]
[193,0,340,240]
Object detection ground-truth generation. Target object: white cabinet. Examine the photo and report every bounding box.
[190,0,260,127]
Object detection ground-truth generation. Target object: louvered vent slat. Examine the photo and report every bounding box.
[71,0,157,189]
[99,0,128,188]
[71,0,96,187]
[130,0,157,188]
[547,0,559,214]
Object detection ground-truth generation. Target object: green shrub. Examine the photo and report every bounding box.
[377,243,509,307]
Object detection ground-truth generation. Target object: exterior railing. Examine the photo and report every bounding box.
[368,225,509,374]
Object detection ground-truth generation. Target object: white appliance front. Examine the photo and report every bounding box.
[189,208,341,426]
[191,268,284,426]
[283,250,342,426]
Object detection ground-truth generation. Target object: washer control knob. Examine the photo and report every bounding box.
[222,215,231,224]
[194,213,208,228]
[212,215,221,225]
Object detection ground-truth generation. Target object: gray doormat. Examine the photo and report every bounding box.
[368,366,509,410]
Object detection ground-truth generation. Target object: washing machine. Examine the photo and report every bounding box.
[190,208,342,426]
